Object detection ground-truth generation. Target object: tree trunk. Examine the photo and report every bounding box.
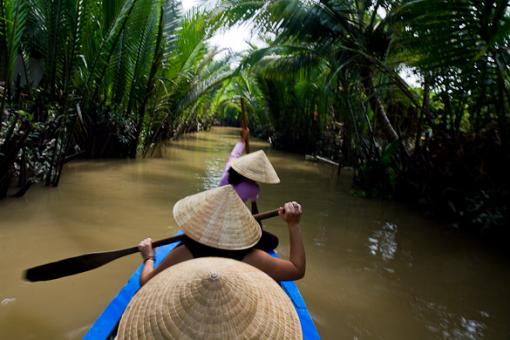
[340,76,355,166]
[361,68,399,142]
[414,74,431,153]
[494,52,508,149]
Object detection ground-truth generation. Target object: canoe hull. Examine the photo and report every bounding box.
[84,233,320,339]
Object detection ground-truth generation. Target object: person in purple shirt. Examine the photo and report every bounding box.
[136,130,304,282]
[218,131,260,204]
[218,128,280,250]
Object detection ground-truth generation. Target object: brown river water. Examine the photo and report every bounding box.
[1,127,509,339]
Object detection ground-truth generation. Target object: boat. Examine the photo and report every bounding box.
[84,233,320,339]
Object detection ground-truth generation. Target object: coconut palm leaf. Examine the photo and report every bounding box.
[84,0,138,98]
[0,0,28,101]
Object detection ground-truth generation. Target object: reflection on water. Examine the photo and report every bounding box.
[199,159,224,190]
[1,298,15,306]
[64,325,90,339]
[313,224,328,247]
[412,296,487,339]
[1,127,510,339]
[456,317,486,339]
[368,222,398,261]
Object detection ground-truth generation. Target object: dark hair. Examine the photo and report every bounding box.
[228,167,247,185]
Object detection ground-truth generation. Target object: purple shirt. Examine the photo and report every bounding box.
[219,142,260,202]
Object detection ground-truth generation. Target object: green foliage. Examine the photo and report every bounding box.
[218,0,510,237]
[0,0,28,101]
[1,0,509,239]
[0,0,232,197]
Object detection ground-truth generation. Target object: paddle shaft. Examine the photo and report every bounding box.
[240,97,250,153]
[102,208,279,255]
[24,208,280,282]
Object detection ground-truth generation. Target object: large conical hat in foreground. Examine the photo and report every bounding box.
[231,149,280,184]
[173,185,261,250]
[117,257,302,340]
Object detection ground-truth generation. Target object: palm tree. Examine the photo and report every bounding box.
[396,0,510,144]
[0,0,233,197]
[218,0,413,143]
[140,9,235,152]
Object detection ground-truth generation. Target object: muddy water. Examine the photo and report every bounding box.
[1,127,509,339]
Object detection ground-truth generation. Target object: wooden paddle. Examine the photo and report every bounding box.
[24,209,280,282]
[240,97,250,153]
[240,97,261,215]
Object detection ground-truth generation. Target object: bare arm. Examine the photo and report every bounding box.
[218,141,246,186]
[244,202,305,281]
[227,129,249,166]
[138,238,193,286]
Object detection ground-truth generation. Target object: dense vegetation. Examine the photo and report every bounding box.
[0,0,231,196]
[1,0,509,238]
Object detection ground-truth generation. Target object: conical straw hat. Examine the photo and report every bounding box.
[173,185,262,250]
[231,150,280,184]
[117,257,302,340]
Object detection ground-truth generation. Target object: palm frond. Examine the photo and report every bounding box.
[1,0,29,98]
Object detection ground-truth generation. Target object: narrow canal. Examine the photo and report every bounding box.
[0,127,509,339]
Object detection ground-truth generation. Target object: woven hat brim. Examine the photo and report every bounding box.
[117,257,302,340]
[173,185,262,250]
[231,150,280,184]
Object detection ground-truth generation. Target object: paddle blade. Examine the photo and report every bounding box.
[24,249,130,282]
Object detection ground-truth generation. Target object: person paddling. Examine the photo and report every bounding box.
[118,257,303,339]
[138,185,305,285]
[219,127,280,250]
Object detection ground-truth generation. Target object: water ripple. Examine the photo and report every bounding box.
[313,225,328,247]
[1,297,16,306]
[411,296,487,340]
[197,159,223,190]
[368,222,398,261]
